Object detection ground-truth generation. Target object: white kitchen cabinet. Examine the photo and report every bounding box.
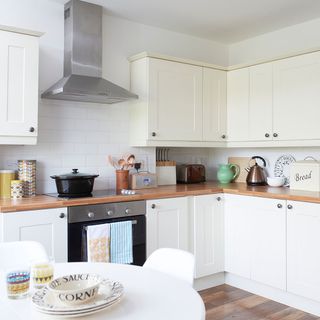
[203,68,227,142]
[248,63,273,141]
[227,64,273,142]
[227,68,249,141]
[224,195,286,290]
[287,200,320,302]
[130,57,203,144]
[130,53,228,146]
[224,194,252,278]
[0,208,67,262]
[146,197,189,257]
[0,28,41,145]
[250,197,286,290]
[190,194,224,278]
[273,51,320,141]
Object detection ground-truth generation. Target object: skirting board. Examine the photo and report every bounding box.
[194,272,225,291]
[225,273,320,317]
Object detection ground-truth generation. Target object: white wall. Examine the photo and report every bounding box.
[0,0,228,193]
[229,17,320,65]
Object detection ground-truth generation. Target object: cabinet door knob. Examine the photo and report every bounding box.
[88,212,95,218]
[217,196,222,201]
[151,132,156,137]
[273,133,278,138]
[59,212,65,219]
[221,134,226,139]
[29,127,35,133]
[265,133,270,138]
[277,203,282,209]
[287,204,293,210]
[151,204,156,209]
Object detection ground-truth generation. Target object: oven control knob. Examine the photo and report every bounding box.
[107,210,113,216]
[125,208,131,215]
[88,212,95,218]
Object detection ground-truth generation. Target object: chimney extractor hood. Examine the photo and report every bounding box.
[41,0,138,104]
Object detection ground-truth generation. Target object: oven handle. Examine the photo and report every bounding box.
[83,220,137,230]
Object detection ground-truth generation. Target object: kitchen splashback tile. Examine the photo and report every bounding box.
[0,100,155,193]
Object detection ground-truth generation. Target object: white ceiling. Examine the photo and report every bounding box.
[51,0,320,43]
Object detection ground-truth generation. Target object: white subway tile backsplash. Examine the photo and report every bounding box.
[0,100,155,193]
[85,155,107,166]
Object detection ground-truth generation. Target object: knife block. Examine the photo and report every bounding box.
[156,161,176,185]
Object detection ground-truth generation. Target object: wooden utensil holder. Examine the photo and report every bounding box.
[116,169,129,190]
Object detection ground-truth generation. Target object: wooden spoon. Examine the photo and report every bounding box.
[118,159,126,170]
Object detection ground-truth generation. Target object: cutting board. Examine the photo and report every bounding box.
[228,157,251,183]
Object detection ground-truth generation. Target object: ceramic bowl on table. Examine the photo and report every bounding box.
[267,177,285,187]
[47,273,102,306]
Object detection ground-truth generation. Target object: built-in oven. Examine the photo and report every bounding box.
[68,200,146,266]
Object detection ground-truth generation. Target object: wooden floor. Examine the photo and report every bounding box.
[200,285,319,320]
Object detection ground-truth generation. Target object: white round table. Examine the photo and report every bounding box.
[0,262,205,320]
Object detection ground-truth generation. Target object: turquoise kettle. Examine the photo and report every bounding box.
[217,164,240,184]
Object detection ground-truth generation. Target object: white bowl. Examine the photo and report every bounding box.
[267,177,285,187]
[48,274,102,305]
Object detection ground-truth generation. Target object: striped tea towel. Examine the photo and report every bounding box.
[86,223,110,262]
[110,221,133,264]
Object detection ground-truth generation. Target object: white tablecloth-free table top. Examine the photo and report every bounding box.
[0,262,205,320]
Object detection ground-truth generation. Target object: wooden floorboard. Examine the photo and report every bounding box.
[200,285,319,320]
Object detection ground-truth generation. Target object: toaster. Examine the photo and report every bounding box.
[176,164,206,184]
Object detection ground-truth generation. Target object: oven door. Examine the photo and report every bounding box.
[68,215,146,266]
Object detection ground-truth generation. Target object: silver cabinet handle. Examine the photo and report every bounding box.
[59,212,65,218]
[277,203,282,209]
[287,204,293,210]
[107,210,113,216]
[88,212,95,218]
[125,208,131,215]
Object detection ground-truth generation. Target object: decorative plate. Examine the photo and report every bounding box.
[274,155,296,186]
[32,278,123,316]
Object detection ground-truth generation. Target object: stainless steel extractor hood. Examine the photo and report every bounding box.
[41,0,138,104]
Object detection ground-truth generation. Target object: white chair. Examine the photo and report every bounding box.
[143,248,195,285]
[0,241,48,270]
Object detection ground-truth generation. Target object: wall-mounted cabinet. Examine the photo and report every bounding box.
[227,63,273,142]
[273,52,320,141]
[227,51,320,145]
[129,54,227,147]
[130,50,320,148]
[0,28,41,145]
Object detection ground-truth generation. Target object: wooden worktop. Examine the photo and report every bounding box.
[1,181,320,213]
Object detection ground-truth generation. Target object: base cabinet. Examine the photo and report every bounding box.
[224,195,286,290]
[191,194,224,278]
[287,200,320,302]
[224,195,251,278]
[146,197,189,257]
[0,208,67,262]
